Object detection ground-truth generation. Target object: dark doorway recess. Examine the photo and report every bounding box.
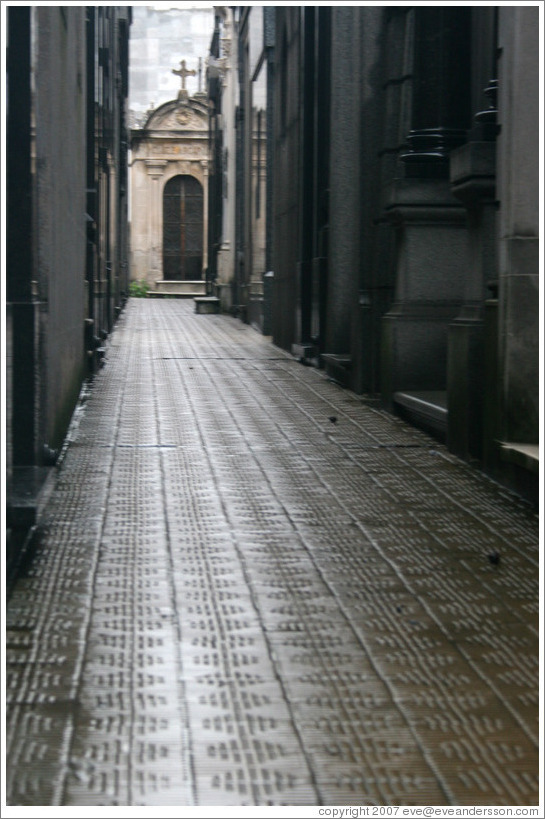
[163,174,203,280]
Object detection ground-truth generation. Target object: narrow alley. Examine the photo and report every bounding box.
[5,300,540,808]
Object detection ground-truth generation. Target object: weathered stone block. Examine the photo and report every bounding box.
[194,296,220,314]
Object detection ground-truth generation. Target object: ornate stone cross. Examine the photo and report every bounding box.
[172,59,196,94]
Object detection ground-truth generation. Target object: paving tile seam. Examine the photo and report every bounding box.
[5,340,131,805]
[127,318,194,803]
[216,408,462,804]
[151,314,326,808]
[188,348,538,799]
[150,318,324,803]
[173,350,455,806]
[151,356,293,361]
[148,318,536,592]
[146,301,275,361]
[226,358,538,617]
[209,354,535,552]
[59,330,143,807]
[7,302,538,806]
[242,359,537,535]
[151,339,200,808]
[228,358,539,751]
[62,320,194,806]
[98,306,540,808]
[241,357,539,565]
[393,505,537,616]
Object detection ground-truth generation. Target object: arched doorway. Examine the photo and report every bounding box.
[163,175,203,280]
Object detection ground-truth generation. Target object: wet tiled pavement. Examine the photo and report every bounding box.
[4,300,540,807]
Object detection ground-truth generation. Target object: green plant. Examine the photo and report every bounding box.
[129,279,149,298]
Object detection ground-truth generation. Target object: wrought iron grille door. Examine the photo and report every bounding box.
[163,175,203,280]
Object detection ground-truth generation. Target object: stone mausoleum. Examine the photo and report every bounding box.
[130,62,210,297]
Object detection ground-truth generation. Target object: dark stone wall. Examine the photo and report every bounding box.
[88,7,131,340]
[326,7,363,355]
[7,7,35,468]
[270,7,410,386]
[271,8,301,351]
[264,5,538,500]
[351,6,402,395]
[6,6,131,474]
[496,7,539,446]
[34,7,88,453]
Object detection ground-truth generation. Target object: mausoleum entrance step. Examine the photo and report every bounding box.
[321,353,352,387]
[6,466,56,530]
[500,442,539,473]
[194,296,220,314]
[150,279,207,298]
[393,390,448,443]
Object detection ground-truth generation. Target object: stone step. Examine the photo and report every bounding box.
[321,353,352,387]
[150,280,207,298]
[194,296,220,314]
[500,442,539,474]
[6,465,58,588]
[7,466,53,529]
[393,390,448,442]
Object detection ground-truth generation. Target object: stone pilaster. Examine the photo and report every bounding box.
[447,90,498,459]
[496,6,539,447]
[200,159,209,276]
[145,159,168,280]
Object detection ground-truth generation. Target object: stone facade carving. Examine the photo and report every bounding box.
[153,109,205,131]
[144,159,168,177]
[148,142,204,157]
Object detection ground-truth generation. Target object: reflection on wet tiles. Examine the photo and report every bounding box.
[5,301,539,806]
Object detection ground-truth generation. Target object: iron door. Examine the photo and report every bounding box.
[163,175,203,280]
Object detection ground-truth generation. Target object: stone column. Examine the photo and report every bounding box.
[448,78,498,460]
[145,159,168,283]
[400,7,471,177]
[496,7,539,445]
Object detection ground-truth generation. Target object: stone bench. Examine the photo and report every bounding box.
[149,280,207,298]
[499,442,539,474]
[194,296,220,314]
[393,390,448,443]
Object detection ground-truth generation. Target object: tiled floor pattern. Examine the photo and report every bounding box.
[5,300,539,807]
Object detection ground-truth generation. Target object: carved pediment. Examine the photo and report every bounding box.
[154,108,204,131]
[145,99,208,132]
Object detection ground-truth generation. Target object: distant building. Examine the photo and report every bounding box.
[130,85,210,295]
[128,4,215,296]
[6,6,132,575]
[128,4,215,127]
